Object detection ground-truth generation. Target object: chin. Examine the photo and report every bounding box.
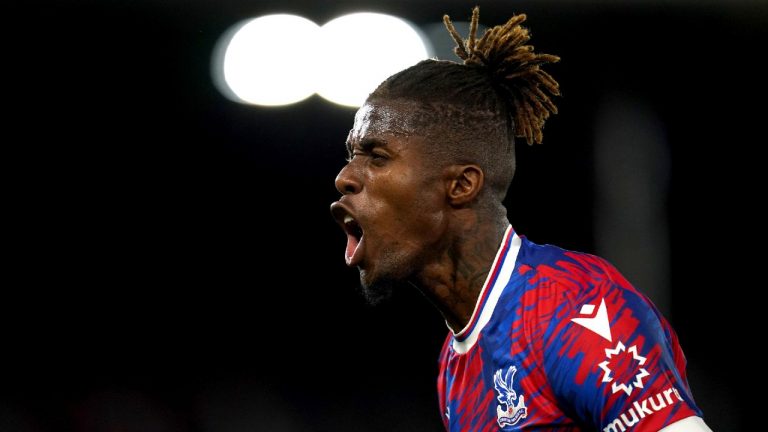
[359,270,397,306]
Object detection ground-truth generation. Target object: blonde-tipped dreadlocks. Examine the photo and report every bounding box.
[443,7,560,145]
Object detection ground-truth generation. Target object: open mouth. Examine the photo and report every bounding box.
[331,202,366,267]
[342,214,364,266]
[344,214,363,241]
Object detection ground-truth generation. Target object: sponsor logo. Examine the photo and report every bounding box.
[572,298,613,342]
[598,341,650,396]
[493,365,528,427]
[602,386,684,432]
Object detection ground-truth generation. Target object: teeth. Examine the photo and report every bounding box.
[344,215,354,224]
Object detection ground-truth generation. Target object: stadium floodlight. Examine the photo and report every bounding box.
[215,14,320,106]
[315,13,431,107]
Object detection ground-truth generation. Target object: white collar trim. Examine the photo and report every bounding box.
[451,226,521,354]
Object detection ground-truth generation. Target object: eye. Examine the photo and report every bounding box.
[370,151,388,164]
[346,151,362,162]
[346,150,388,165]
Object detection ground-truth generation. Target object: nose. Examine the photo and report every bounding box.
[335,163,362,195]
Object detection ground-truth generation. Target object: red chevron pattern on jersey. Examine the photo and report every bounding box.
[437,226,704,431]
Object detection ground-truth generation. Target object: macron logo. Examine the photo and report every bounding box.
[571,298,612,342]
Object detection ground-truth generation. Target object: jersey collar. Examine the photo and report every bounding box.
[451,224,521,354]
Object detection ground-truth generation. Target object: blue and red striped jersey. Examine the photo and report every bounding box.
[437,226,706,431]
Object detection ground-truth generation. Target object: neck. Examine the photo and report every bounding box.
[410,211,509,332]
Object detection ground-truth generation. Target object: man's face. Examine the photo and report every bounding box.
[330,101,449,303]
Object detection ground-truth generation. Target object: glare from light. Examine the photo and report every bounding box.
[316,13,431,107]
[218,14,320,106]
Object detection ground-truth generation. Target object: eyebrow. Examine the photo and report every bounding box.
[346,137,389,155]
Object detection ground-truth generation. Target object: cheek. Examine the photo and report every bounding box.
[364,165,445,239]
[388,181,445,237]
[380,173,426,215]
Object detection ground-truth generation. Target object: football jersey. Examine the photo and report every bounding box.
[437,225,708,431]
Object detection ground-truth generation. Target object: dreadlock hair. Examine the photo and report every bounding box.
[366,7,560,201]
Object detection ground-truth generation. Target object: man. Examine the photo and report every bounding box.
[330,7,711,432]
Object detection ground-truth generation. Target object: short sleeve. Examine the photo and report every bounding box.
[538,255,704,431]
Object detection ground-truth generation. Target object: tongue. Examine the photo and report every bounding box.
[345,233,359,265]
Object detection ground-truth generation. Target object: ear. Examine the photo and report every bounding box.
[444,164,484,206]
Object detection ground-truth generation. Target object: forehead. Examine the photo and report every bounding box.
[347,101,425,144]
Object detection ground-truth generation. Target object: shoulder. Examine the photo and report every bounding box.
[514,237,642,311]
[517,237,628,288]
[514,239,702,430]
[513,237,669,355]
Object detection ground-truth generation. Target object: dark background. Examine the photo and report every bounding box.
[6,0,762,430]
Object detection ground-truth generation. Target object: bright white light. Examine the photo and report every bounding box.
[217,15,320,106]
[316,13,430,107]
[212,13,431,108]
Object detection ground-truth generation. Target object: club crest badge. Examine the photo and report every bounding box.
[494,365,528,427]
